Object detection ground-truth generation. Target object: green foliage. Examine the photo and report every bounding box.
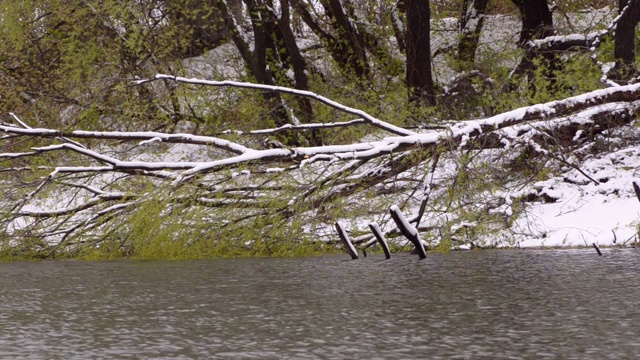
[66,178,341,260]
[527,54,601,104]
[0,0,215,131]
[420,150,519,249]
[0,0,625,260]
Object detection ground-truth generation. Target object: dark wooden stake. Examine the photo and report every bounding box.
[389,205,427,259]
[369,223,391,259]
[633,180,640,203]
[335,221,358,260]
[592,243,602,256]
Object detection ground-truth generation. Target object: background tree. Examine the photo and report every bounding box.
[511,0,554,45]
[456,0,490,69]
[612,0,640,82]
[405,0,435,106]
[216,0,321,145]
[164,0,238,58]
[509,0,562,98]
[290,0,367,78]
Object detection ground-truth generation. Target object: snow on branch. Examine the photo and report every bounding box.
[15,192,128,219]
[3,81,638,179]
[289,83,640,161]
[0,151,37,159]
[454,82,640,137]
[3,75,640,254]
[9,112,86,149]
[136,74,417,137]
[133,75,640,161]
[608,0,638,33]
[529,2,632,53]
[249,119,368,135]
[527,31,604,52]
[0,125,249,155]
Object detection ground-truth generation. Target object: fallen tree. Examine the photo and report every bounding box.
[1,74,639,258]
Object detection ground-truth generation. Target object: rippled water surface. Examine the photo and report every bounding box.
[1,249,639,359]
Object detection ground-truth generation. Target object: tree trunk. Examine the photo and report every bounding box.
[510,0,560,96]
[511,0,554,45]
[456,0,489,68]
[275,0,322,145]
[320,0,370,78]
[405,0,435,106]
[290,0,367,78]
[392,0,406,52]
[216,0,292,136]
[613,0,640,82]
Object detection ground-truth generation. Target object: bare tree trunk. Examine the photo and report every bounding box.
[392,0,406,52]
[291,0,368,77]
[405,0,435,106]
[510,0,560,96]
[274,0,321,145]
[216,0,293,138]
[456,0,489,68]
[320,0,370,78]
[342,0,395,74]
[613,0,640,82]
[511,0,554,45]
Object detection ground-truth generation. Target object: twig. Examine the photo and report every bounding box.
[10,113,87,149]
[549,152,599,185]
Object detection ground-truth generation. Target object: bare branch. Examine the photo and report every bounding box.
[249,119,368,135]
[9,112,87,149]
[136,75,417,137]
[15,192,129,219]
[0,124,249,155]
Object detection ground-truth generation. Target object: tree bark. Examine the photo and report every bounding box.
[274,0,321,145]
[456,0,489,68]
[613,0,640,81]
[392,0,406,53]
[320,0,370,78]
[405,0,435,106]
[510,0,554,45]
[216,0,293,137]
[510,0,560,96]
[290,0,367,78]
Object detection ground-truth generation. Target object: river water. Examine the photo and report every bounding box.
[0,249,638,359]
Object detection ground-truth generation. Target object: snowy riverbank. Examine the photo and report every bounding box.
[513,142,640,248]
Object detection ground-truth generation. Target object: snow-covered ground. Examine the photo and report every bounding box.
[512,141,640,248]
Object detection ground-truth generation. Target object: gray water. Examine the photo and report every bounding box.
[0,249,639,359]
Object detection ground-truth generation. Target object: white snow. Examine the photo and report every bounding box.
[336,221,358,257]
[390,205,419,237]
[511,144,640,248]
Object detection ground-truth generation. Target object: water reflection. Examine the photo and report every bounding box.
[0,249,638,358]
